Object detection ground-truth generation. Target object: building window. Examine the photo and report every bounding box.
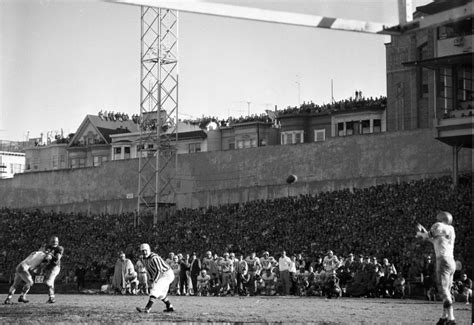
[79,158,86,168]
[314,129,326,142]
[228,143,235,150]
[237,140,244,149]
[59,155,65,168]
[250,139,257,148]
[93,156,101,167]
[124,147,131,159]
[337,123,345,136]
[114,147,122,160]
[281,131,304,144]
[373,119,382,133]
[346,122,354,136]
[52,156,59,169]
[71,158,78,169]
[189,143,201,153]
[361,120,371,134]
[10,163,22,175]
[33,158,39,170]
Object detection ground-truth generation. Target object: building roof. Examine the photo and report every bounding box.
[69,115,139,146]
[415,0,471,16]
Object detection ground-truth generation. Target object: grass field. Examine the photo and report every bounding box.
[0,294,472,324]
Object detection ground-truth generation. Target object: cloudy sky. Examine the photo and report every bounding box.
[0,0,430,141]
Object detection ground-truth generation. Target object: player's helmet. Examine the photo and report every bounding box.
[140,243,151,257]
[436,211,453,225]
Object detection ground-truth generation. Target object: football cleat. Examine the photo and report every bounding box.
[163,306,174,313]
[445,320,456,325]
[4,298,13,305]
[436,318,447,325]
[136,307,150,313]
[46,297,56,304]
[18,296,29,303]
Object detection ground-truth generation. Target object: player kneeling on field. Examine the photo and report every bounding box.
[125,269,139,295]
[325,272,342,299]
[196,269,211,296]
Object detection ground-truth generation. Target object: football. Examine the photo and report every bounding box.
[286,174,297,184]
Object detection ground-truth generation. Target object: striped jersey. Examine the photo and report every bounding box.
[143,252,171,282]
[22,251,47,270]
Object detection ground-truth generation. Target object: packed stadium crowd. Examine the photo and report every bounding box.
[0,174,471,301]
[277,93,387,116]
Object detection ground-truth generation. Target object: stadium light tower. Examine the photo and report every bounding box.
[137,6,179,225]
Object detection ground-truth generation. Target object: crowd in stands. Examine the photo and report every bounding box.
[0,174,471,300]
[278,92,387,116]
[180,113,273,130]
[98,110,130,122]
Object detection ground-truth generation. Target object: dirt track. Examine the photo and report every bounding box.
[0,294,472,324]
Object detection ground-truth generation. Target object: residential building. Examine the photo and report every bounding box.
[0,151,25,179]
[67,115,139,168]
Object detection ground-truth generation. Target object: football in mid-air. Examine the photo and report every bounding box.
[286,174,297,184]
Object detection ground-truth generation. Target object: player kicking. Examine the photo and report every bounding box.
[4,247,53,304]
[136,243,175,313]
[416,211,457,325]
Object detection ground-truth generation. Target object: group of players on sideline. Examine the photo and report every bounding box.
[106,248,471,303]
[1,211,472,324]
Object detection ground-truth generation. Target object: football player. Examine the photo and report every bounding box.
[43,236,64,303]
[416,211,456,325]
[4,246,52,304]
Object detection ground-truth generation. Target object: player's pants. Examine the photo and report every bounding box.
[280,270,290,295]
[149,269,174,300]
[138,272,148,292]
[435,257,456,303]
[12,263,34,291]
[221,272,232,292]
[44,266,60,287]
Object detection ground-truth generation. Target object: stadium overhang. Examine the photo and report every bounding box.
[403,53,473,70]
[434,117,474,149]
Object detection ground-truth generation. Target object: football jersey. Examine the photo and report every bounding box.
[202,256,214,270]
[143,253,170,282]
[429,222,455,259]
[21,251,47,270]
[219,259,233,273]
[246,257,261,273]
[261,257,276,270]
[197,274,211,286]
[44,245,64,269]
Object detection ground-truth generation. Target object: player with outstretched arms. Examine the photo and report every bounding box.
[4,246,53,304]
[416,211,457,325]
[136,243,175,313]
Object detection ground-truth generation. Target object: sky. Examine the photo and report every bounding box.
[0,0,430,141]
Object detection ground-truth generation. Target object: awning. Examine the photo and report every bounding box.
[403,53,473,69]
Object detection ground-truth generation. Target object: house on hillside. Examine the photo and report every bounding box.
[67,115,139,168]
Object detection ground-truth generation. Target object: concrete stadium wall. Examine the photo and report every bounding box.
[0,129,471,213]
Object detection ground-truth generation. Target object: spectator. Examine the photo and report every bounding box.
[456,273,472,304]
[189,252,201,296]
[278,251,291,296]
[111,251,135,295]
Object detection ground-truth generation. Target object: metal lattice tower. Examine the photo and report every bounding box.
[137,6,178,225]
